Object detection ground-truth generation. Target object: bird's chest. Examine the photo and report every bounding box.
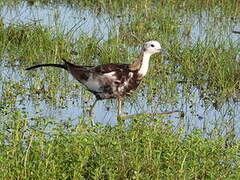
[111,71,142,97]
[120,74,142,93]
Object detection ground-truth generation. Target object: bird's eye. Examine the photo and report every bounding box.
[150,44,155,47]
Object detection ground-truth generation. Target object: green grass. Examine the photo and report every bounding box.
[0,0,240,179]
[1,116,240,179]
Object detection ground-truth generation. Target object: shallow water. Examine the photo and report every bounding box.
[0,1,240,137]
[1,1,117,40]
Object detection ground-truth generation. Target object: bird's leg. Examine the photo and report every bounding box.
[89,99,98,117]
[117,98,124,123]
[117,98,123,115]
[88,99,98,126]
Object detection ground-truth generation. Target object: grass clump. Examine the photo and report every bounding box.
[0,116,240,179]
[168,40,240,100]
[0,23,74,63]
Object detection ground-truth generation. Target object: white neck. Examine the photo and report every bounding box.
[138,52,151,76]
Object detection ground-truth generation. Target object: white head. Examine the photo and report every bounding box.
[136,40,168,76]
[142,40,168,55]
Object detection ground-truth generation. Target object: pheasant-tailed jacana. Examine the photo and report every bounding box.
[26,40,168,119]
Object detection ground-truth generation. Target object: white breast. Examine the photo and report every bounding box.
[138,53,151,76]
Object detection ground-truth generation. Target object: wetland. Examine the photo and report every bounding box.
[0,0,240,179]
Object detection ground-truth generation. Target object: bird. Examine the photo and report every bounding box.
[26,40,168,120]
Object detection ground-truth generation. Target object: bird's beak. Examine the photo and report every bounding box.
[159,48,169,56]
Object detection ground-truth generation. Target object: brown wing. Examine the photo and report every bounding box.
[93,63,130,74]
[63,60,94,81]
[95,63,137,85]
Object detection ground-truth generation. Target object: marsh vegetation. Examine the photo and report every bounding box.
[0,0,240,179]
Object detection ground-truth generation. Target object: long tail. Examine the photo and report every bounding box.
[25,59,71,71]
[25,64,67,70]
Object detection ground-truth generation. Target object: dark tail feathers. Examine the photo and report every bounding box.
[25,59,71,71]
